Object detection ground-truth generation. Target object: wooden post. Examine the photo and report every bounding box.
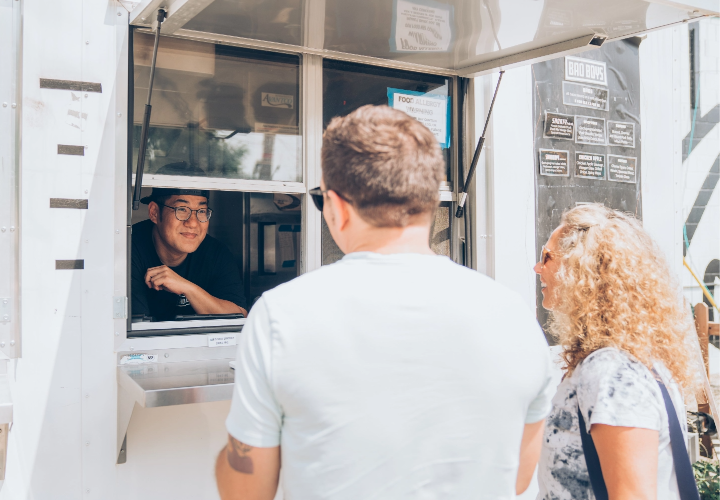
[694,302,715,458]
[695,302,710,377]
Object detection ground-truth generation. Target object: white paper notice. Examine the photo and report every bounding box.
[208,333,237,348]
[392,92,448,146]
[394,0,451,52]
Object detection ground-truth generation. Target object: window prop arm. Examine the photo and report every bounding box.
[455,71,504,219]
[132,8,167,210]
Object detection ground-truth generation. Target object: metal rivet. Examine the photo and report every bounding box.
[1,227,5,232]
[2,316,8,322]
[0,343,5,348]
[85,41,89,45]
[11,103,16,108]
[164,353,169,358]
[9,226,14,232]
[129,347,134,351]
[86,489,90,494]
[85,190,88,194]
[117,11,121,16]
[2,103,6,107]
[114,331,120,336]
[117,112,122,117]
[2,300,7,304]
[85,441,90,446]
[84,94,88,98]
[115,229,120,234]
[85,393,89,398]
[9,340,14,346]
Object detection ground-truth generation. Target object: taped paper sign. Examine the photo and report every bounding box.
[392,0,452,52]
[388,88,450,148]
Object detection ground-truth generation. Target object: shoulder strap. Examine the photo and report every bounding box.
[577,374,701,500]
[577,406,609,500]
[653,372,701,500]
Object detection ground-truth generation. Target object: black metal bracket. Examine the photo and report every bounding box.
[455,71,504,218]
[132,8,167,211]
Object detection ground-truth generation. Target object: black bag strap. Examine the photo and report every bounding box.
[577,371,700,500]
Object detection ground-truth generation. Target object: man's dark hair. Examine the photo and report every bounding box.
[322,105,444,227]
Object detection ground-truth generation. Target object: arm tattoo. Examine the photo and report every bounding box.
[226,435,254,474]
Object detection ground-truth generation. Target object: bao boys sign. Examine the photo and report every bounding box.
[564,56,607,86]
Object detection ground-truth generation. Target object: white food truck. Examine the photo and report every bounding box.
[0,0,717,497]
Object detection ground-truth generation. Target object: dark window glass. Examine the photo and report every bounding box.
[321,59,453,265]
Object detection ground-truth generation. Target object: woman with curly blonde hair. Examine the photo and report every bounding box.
[534,204,700,500]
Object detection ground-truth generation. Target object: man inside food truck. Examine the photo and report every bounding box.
[132,187,247,321]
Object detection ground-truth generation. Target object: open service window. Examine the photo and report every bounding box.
[322,60,456,264]
[128,30,304,337]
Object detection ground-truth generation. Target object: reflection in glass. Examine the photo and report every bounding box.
[132,33,302,182]
[183,0,302,46]
[321,60,453,265]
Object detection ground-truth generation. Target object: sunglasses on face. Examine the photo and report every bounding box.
[308,187,328,212]
[308,187,350,212]
[540,246,553,266]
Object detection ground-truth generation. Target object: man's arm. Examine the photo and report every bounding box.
[145,265,247,316]
[592,424,658,500]
[216,435,280,500]
[516,419,544,495]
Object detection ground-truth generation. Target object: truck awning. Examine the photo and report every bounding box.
[129,0,718,76]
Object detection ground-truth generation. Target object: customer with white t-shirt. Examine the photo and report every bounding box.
[216,105,555,500]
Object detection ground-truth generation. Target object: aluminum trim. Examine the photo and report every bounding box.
[134,174,307,194]
[132,28,460,77]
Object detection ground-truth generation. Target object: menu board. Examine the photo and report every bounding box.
[543,112,574,140]
[575,116,606,145]
[607,121,635,148]
[575,152,605,179]
[539,149,569,176]
[562,81,609,111]
[608,155,637,183]
[533,42,642,340]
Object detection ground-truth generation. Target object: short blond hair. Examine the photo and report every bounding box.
[322,105,444,227]
[548,204,698,389]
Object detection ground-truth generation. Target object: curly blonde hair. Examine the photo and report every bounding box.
[547,204,698,389]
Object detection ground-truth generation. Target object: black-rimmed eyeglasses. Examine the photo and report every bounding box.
[162,204,213,223]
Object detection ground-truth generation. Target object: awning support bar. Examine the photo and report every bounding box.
[132,8,166,211]
[455,71,504,219]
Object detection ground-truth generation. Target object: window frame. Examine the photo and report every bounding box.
[121,27,460,346]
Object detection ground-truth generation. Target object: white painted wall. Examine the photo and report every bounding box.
[480,66,538,311]
[639,25,687,281]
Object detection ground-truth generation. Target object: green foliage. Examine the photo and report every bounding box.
[694,459,719,500]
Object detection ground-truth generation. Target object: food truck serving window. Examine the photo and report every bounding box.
[129,33,303,336]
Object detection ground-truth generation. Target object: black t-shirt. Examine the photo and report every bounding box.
[131,219,246,321]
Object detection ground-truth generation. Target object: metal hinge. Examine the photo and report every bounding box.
[0,299,10,323]
[113,296,128,319]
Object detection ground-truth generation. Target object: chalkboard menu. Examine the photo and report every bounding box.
[532,39,642,340]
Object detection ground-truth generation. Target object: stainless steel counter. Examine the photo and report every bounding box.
[117,358,234,408]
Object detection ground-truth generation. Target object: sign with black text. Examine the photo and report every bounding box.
[565,56,608,86]
[562,81,609,111]
[575,115,606,145]
[608,155,637,183]
[575,152,606,179]
[539,149,569,177]
[607,121,635,148]
[543,112,574,140]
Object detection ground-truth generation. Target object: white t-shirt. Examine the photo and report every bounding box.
[227,252,555,500]
[537,347,686,500]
